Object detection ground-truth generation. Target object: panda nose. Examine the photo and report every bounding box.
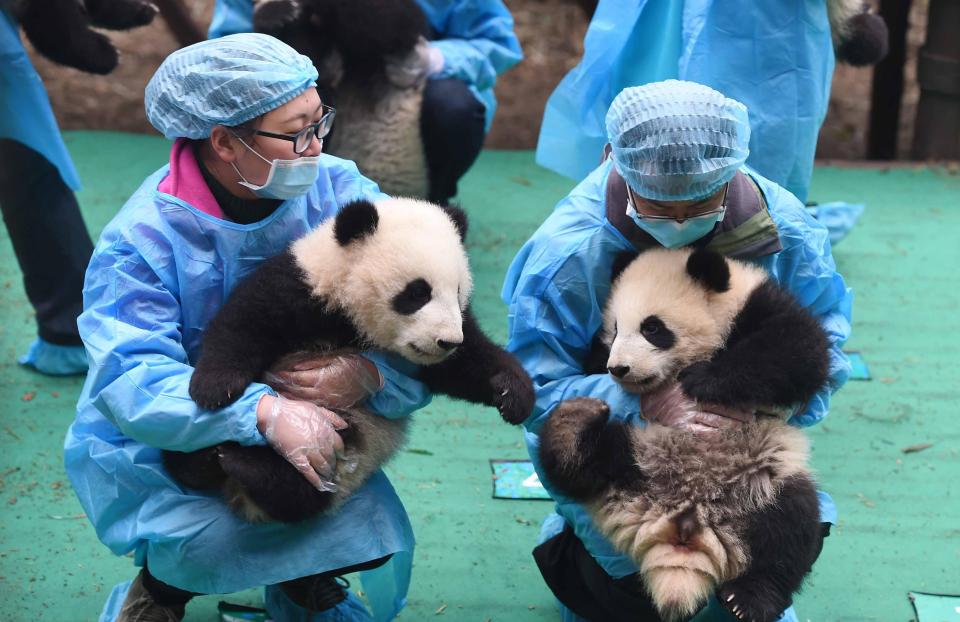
[608,365,630,378]
[436,339,461,352]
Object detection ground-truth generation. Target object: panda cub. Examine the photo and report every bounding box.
[163,198,533,523]
[253,0,433,197]
[540,248,831,622]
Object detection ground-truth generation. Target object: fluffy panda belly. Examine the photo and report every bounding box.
[327,81,428,199]
[587,421,814,620]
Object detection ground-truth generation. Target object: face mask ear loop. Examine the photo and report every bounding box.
[230,133,272,189]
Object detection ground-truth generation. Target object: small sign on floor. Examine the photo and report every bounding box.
[909,591,960,621]
[490,460,551,500]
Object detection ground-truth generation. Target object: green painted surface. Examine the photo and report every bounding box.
[0,132,957,621]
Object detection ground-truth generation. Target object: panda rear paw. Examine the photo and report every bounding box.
[85,0,158,30]
[253,0,303,34]
[548,397,611,438]
[189,367,254,410]
[717,579,791,622]
[539,398,614,499]
[836,11,889,66]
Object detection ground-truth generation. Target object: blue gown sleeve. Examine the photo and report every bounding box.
[420,0,522,92]
[362,351,433,419]
[207,0,253,38]
[508,275,641,432]
[81,238,270,452]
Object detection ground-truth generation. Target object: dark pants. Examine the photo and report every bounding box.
[141,554,393,611]
[532,523,832,621]
[420,78,486,205]
[0,139,92,346]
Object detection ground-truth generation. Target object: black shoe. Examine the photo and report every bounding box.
[117,572,186,622]
[280,574,350,612]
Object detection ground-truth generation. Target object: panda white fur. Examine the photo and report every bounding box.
[163,197,533,523]
[540,247,831,622]
[253,0,431,197]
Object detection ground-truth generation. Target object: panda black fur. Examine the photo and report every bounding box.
[6,0,157,75]
[253,0,432,197]
[828,0,889,66]
[163,198,534,524]
[540,248,831,622]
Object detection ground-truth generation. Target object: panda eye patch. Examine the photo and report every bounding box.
[640,316,675,350]
[392,278,432,315]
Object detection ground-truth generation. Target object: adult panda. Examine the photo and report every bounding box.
[539,247,831,622]
[163,197,533,523]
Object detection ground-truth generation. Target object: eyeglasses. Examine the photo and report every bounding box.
[252,105,337,154]
[629,183,729,223]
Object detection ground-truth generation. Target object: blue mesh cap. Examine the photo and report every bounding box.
[606,80,751,201]
[145,33,319,139]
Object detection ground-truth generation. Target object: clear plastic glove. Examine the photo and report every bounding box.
[640,381,755,433]
[263,350,384,409]
[384,36,445,89]
[256,394,347,491]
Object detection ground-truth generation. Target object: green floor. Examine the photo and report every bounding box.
[0,132,958,621]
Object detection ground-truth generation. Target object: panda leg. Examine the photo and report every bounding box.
[539,398,639,502]
[420,308,534,425]
[717,476,822,622]
[19,0,118,74]
[162,447,227,490]
[679,284,830,409]
[217,444,334,523]
[84,0,158,30]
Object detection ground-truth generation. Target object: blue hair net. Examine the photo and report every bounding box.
[606,80,751,201]
[145,33,319,139]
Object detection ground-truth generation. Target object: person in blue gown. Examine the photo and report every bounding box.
[503,80,853,622]
[64,34,434,622]
[206,0,522,204]
[0,6,94,375]
[538,0,842,205]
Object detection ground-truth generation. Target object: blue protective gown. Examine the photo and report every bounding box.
[0,7,80,190]
[536,0,835,202]
[501,158,852,621]
[64,154,432,622]
[207,0,522,130]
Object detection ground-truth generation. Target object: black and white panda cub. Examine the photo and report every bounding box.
[253,0,433,197]
[163,198,534,524]
[540,248,831,622]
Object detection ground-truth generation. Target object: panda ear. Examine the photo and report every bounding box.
[334,200,379,246]
[611,251,639,282]
[440,203,468,241]
[686,248,730,293]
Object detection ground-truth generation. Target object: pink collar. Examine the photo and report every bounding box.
[158,138,227,220]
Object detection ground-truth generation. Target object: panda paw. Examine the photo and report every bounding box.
[677,361,725,403]
[717,580,791,622]
[253,0,303,34]
[491,369,535,425]
[85,0,158,30]
[189,367,254,410]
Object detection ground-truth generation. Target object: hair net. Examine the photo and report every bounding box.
[606,80,750,201]
[145,33,319,139]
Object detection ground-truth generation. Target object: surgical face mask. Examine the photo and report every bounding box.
[232,137,323,200]
[626,194,725,249]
